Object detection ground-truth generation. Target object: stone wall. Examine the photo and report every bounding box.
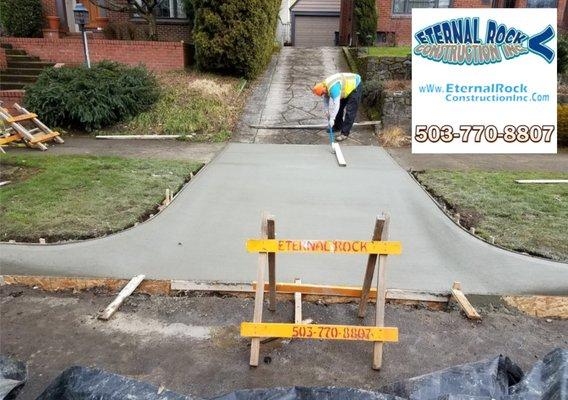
[350,49,411,81]
[382,90,411,132]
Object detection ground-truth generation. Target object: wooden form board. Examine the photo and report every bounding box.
[331,142,347,167]
[246,239,401,254]
[243,212,401,369]
[249,121,381,130]
[515,179,568,184]
[451,282,481,320]
[241,322,398,342]
[99,274,145,320]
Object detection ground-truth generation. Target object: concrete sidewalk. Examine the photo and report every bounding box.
[1,143,566,295]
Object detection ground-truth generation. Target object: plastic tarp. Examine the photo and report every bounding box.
[20,348,568,400]
[0,356,26,400]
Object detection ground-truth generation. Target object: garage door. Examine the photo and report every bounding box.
[294,15,339,47]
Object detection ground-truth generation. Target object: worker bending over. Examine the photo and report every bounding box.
[312,72,362,142]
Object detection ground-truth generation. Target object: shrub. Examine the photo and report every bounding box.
[558,104,568,147]
[0,0,43,37]
[558,35,568,75]
[192,0,280,79]
[355,0,377,46]
[24,61,160,131]
[361,79,384,121]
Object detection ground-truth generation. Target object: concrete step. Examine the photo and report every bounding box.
[0,74,38,83]
[6,61,55,69]
[6,54,40,62]
[0,82,28,90]
[4,49,27,56]
[3,68,46,76]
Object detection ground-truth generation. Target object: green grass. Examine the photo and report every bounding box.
[98,71,245,143]
[0,154,201,242]
[367,46,411,57]
[415,170,568,262]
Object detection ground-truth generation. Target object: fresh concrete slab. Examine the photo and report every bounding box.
[1,143,566,295]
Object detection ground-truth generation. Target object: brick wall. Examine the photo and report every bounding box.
[0,37,189,72]
[0,90,25,115]
[106,3,191,42]
[41,0,57,18]
[0,47,7,71]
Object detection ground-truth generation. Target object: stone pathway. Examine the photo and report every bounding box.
[234,47,376,146]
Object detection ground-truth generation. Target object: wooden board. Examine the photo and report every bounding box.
[373,214,390,370]
[503,295,568,319]
[6,113,37,123]
[249,121,381,130]
[98,274,145,320]
[451,282,481,320]
[250,213,269,367]
[294,278,302,324]
[358,217,384,318]
[241,322,398,342]
[246,239,402,255]
[332,142,347,167]
[2,275,170,295]
[515,179,568,184]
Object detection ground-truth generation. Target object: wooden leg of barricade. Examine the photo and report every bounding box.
[267,216,276,311]
[250,213,269,367]
[358,216,386,318]
[373,214,390,370]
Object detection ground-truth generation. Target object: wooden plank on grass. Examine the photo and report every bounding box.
[96,135,182,140]
[451,282,481,320]
[332,142,347,167]
[246,239,402,255]
[294,278,302,324]
[241,322,398,342]
[515,179,568,184]
[98,274,145,320]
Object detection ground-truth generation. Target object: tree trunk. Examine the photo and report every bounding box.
[146,14,158,40]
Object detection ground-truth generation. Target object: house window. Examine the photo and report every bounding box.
[134,0,187,19]
[392,0,450,15]
[527,0,557,7]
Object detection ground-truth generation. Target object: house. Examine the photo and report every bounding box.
[288,0,568,47]
[40,0,191,42]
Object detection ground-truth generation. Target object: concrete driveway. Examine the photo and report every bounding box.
[1,143,567,295]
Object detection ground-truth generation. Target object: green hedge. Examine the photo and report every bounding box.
[355,0,377,46]
[558,34,568,75]
[361,79,384,121]
[0,0,43,37]
[191,0,280,79]
[24,61,160,131]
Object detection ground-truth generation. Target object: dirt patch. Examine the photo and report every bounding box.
[2,286,567,399]
[0,163,41,184]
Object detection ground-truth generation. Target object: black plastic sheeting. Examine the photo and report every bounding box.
[0,356,27,400]
[13,348,568,400]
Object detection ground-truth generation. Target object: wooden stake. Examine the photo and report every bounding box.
[294,278,302,324]
[267,216,276,311]
[373,214,390,370]
[250,213,269,366]
[451,282,481,320]
[98,274,145,320]
[358,216,385,318]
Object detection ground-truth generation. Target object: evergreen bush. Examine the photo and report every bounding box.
[0,0,43,37]
[192,0,280,78]
[24,61,160,131]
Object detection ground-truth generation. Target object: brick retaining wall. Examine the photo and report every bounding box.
[0,37,190,72]
[0,90,25,115]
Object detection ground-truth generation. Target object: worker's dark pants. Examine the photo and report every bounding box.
[333,83,362,136]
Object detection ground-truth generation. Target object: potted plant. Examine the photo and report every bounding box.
[46,16,60,30]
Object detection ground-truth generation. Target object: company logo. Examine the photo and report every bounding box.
[414,18,555,65]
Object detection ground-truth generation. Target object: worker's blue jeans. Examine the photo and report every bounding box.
[333,83,363,136]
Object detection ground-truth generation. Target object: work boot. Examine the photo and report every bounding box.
[336,134,348,142]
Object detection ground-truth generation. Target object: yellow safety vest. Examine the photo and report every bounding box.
[324,73,359,99]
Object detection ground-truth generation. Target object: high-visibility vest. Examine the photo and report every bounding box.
[324,73,360,98]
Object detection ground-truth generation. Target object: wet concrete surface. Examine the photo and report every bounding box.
[234,47,376,146]
[2,286,566,399]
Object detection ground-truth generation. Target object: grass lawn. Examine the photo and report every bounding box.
[415,170,568,262]
[0,154,201,242]
[98,71,247,142]
[367,46,411,57]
